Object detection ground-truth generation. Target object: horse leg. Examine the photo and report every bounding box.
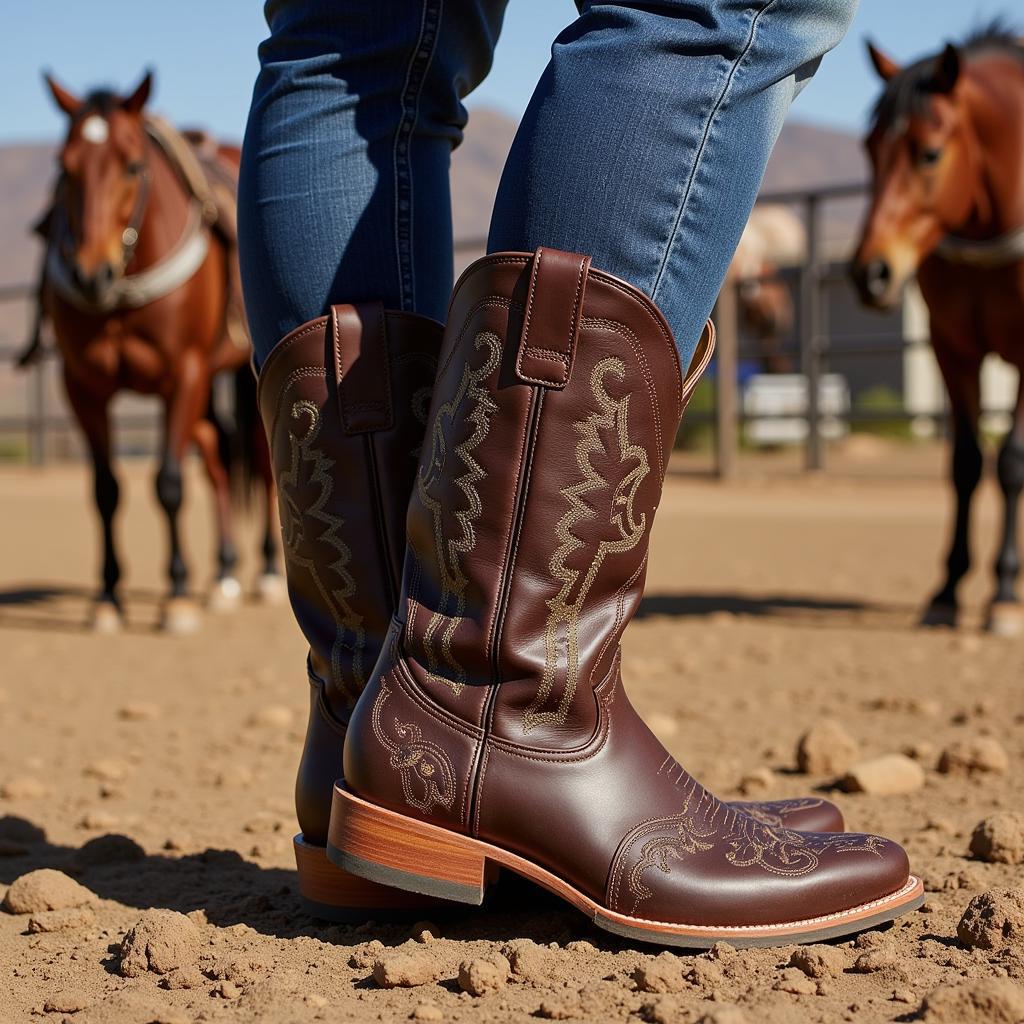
[988,381,1024,636]
[156,354,206,633]
[923,352,982,627]
[192,416,242,611]
[64,375,122,631]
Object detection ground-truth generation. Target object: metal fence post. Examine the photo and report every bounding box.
[800,194,823,472]
[713,283,739,479]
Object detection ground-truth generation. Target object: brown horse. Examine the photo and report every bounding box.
[851,24,1024,635]
[39,71,280,631]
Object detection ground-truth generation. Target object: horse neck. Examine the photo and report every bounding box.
[962,52,1024,236]
[128,136,192,273]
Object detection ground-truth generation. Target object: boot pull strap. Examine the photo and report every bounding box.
[330,301,394,433]
[515,247,591,389]
[680,319,716,413]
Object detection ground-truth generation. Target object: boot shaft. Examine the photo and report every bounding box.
[257,304,442,713]
[398,250,713,748]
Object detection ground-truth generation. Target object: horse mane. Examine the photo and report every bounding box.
[870,18,1024,134]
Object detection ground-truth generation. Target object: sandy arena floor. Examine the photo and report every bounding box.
[0,443,1022,1024]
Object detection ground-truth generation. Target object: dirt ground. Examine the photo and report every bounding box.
[1,439,1022,1024]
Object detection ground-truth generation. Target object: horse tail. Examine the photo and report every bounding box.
[229,363,266,508]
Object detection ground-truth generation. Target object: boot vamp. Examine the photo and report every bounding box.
[478,669,908,929]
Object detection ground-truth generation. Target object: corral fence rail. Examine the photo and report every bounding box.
[0,182,1007,473]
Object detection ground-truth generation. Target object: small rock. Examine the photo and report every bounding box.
[970,813,1024,865]
[892,989,915,1004]
[119,909,201,977]
[640,995,679,1024]
[373,953,439,988]
[920,978,1024,1023]
[118,702,161,721]
[501,938,545,980]
[212,979,241,1000]
[938,738,1009,776]
[788,945,847,979]
[411,1005,444,1022]
[412,920,441,942]
[349,940,384,969]
[160,966,205,990]
[840,753,925,795]
[458,956,509,996]
[633,952,686,994]
[0,776,48,799]
[957,889,1024,951]
[796,719,858,775]
[27,905,95,933]
[2,869,93,914]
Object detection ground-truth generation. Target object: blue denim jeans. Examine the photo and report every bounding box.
[239,0,856,370]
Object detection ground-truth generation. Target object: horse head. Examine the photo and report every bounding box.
[44,70,153,306]
[850,37,979,309]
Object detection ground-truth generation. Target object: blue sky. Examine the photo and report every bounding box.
[2,1,1015,144]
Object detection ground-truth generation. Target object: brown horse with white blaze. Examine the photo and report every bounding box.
[40,71,280,631]
[851,24,1024,635]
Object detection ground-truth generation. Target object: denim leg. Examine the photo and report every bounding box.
[488,0,858,365]
[239,0,508,368]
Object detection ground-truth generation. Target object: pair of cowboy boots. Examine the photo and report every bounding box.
[259,248,922,946]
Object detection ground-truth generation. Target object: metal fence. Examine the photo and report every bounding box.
[0,183,1001,473]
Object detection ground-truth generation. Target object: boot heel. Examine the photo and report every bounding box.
[327,785,488,905]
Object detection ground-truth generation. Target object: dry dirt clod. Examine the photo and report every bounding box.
[2,869,94,914]
[919,978,1024,1023]
[796,719,858,775]
[42,991,92,1014]
[957,888,1024,951]
[501,938,546,981]
[458,956,509,996]
[969,812,1024,865]
[118,908,201,977]
[938,737,1010,776]
[852,948,901,974]
[538,993,582,1020]
[774,967,818,995]
[788,945,848,978]
[373,953,440,988]
[75,832,146,867]
[412,919,441,942]
[839,753,926,794]
[27,905,95,933]
[633,952,687,994]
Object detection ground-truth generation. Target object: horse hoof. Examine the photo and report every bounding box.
[91,602,122,634]
[920,601,957,628]
[255,572,287,606]
[207,576,243,613]
[987,602,1024,637]
[161,597,201,635]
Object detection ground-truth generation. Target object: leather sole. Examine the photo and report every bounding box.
[293,833,444,921]
[327,785,925,949]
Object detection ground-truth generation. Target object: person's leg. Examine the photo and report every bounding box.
[238,0,508,369]
[488,0,857,365]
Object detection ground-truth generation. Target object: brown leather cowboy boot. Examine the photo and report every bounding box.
[329,248,923,947]
[257,302,445,918]
[260,298,843,920]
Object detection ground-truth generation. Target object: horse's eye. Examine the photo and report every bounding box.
[125,160,144,177]
[918,146,942,168]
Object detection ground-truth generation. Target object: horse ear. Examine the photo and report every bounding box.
[43,72,81,117]
[123,70,153,114]
[866,40,900,82]
[930,43,960,94]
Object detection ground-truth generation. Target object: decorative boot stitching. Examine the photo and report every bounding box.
[731,798,826,829]
[414,331,502,693]
[278,399,365,704]
[370,680,456,814]
[523,357,651,732]
[609,772,886,915]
